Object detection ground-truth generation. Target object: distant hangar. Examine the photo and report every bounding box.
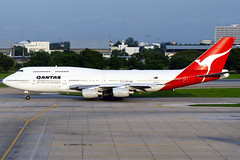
[165,45,211,57]
[0,40,15,56]
[70,40,110,57]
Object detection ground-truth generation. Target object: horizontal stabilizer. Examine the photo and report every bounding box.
[197,71,230,77]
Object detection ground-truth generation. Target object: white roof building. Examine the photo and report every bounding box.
[200,40,213,45]
[22,41,50,53]
[139,42,161,49]
[117,40,139,55]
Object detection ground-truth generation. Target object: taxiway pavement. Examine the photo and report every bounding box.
[0,88,240,160]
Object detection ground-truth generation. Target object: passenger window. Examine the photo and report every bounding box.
[18,70,23,72]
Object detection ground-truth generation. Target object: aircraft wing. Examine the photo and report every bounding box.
[69,83,164,92]
[69,84,123,90]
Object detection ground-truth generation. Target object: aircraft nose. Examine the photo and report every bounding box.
[2,75,12,87]
[2,77,8,85]
[2,74,20,88]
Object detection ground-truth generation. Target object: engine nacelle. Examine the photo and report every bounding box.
[112,88,134,97]
[82,89,102,98]
[220,69,230,79]
[220,73,230,79]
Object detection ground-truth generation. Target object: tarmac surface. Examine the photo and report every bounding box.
[0,88,240,160]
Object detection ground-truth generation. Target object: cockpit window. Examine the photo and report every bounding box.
[18,69,23,72]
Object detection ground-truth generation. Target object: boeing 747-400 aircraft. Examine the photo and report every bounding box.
[3,37,235,100]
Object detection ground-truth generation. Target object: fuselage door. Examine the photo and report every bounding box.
[59,78,68,91]
[183,77,188,84]
[62,79,67,85]
[50,69,55,75]
[32,79,36,85]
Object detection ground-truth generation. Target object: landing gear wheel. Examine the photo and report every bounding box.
[25,95,31,100]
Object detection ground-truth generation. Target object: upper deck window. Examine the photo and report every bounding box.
[17,69,23,72]
[55,71,69,73]
[33,71,50,73]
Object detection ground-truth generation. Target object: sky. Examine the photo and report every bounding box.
[0,0,239,44]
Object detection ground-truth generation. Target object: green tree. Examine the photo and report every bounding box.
[25,52,54,66]
[160,43,167,52]
[0,53,14,72]
[125,37,139,47]
[63,51,81,67]
[145,60,165,69]
[127,56,145,69]
[51,51,82,67]
[51,51,64,66]
[14,46,28,56]
[14,63,23,70]
[109,56,127,69]
[50,41,70,51]
[81,49,106,69]
[111,50,128,57]
[113,41,121,46]
[141,48,169,69]
[169,50,202,69]
[226,48,240,73]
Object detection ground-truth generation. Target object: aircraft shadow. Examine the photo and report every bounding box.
[201,136,240,146]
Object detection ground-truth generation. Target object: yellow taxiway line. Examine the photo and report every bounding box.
[1,104,57,160]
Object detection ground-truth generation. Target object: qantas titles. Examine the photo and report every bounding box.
[36,76,61,79]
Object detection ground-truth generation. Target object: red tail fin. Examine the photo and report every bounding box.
[160,37,235,91]
[186,37,235,74]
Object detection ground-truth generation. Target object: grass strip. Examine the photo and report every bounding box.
[227,74,240,79]
[0,83,7,88]
[134,88,240,97]
[61,93,82,96]
[0,72,14,79]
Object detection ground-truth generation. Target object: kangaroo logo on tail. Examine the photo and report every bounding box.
[195,48,231,82]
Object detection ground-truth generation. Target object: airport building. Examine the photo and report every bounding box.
[165,45,210,57]
[20,41,50,53]
[215,24,240,45]
[139,42,159,50]
[200,40,213,45]
[110,40,140,56]
[118,40,139,55]
[70,40,110,57]
[0,40,15,56]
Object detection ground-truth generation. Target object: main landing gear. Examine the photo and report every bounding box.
[25,95,31,100]
[24,91,30,100]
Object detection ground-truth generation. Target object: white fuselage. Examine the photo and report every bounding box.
[2,37,234,99]
[3,67,182,93]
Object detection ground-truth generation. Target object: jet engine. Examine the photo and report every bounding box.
[220,69,230,79]
[112,88,134,97]
[82,89,103,98]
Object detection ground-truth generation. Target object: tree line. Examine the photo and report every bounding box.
[0,47,240,73]
[24,48,169,70]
